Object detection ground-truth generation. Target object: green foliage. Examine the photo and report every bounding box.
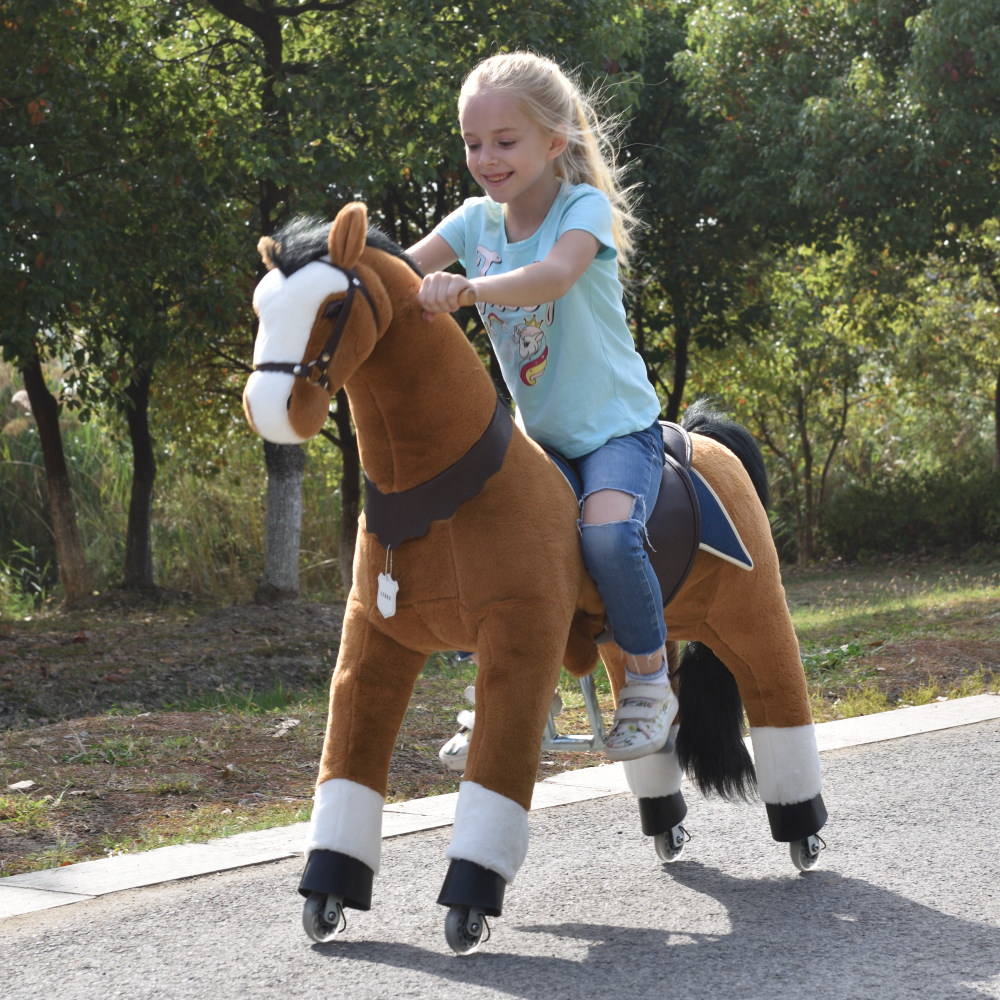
[677,0,1000,251]
[1,0,998,599]
[0,355,347,613]
[823,459,1000,560]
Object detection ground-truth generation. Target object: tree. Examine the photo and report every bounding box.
[2,0,127,602]
[677,0,999,245]
[2,1,247,599]
[691,241,913,562]
[618,1,767,421]
[181,0,647,596]
[676,0,1000,479]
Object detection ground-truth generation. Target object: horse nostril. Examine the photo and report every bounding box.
[286,396,292,411]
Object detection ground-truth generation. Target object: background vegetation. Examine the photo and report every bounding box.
[2,0,999,610]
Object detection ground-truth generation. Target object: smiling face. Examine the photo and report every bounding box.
[459,89,565,214]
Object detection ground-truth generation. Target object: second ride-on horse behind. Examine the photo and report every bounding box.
[242,202,827,954]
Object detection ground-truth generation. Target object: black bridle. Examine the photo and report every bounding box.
[254,264,378,391]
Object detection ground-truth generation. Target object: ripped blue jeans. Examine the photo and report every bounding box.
[573,421,667,657]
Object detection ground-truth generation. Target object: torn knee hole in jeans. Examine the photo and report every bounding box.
[579,490,645,526]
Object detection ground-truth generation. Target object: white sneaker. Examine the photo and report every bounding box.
[604,682,679,762]
[438,709,475,772]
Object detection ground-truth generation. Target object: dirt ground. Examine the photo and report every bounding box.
[0,593,599,876]
[1,587,997,877]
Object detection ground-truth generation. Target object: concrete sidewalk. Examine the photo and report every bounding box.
[3,693,1000,922]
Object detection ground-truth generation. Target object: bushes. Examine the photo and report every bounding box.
[822,461,1000,560]
[1,398,346,612]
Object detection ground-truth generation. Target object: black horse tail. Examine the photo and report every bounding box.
[674,642,756,800]
[673,397,764,800]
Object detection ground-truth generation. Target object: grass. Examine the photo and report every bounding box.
[786,558,1000,719]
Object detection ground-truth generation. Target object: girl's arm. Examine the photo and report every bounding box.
[417,229,600,317]
[406,233,458,274]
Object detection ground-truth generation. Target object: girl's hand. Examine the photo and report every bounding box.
[417,272,476,320]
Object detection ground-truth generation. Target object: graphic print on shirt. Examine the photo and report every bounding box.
[475,244,554,388]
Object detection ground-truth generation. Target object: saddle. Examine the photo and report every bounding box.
[544,422,700,610]
[646,422,701,606]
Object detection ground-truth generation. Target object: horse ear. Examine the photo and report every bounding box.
[328,202,367,269]
[257,236,278,270]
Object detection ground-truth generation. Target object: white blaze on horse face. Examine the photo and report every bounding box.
[244,259,348,445]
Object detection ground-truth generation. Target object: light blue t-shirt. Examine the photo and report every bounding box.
[433,182,660,459]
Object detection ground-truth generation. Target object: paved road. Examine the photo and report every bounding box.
[2,711,999,1000]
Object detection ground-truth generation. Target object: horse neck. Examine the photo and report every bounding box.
[346,302,501,493]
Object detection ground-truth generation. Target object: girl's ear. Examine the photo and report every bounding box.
[548,130,569,160]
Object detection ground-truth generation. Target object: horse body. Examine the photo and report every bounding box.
[244,202,826,950]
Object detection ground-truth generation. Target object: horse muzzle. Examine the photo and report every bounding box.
[243,369,318,444]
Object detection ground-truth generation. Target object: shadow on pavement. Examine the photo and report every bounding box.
[310,861,1000,1000]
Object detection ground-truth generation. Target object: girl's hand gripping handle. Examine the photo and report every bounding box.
[417,274,478,321]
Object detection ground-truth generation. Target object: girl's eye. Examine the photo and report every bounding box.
[465,142,480,152]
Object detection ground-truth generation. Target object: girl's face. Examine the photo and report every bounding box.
[459,89,565,210]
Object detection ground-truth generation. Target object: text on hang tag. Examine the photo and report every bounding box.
[377,571,399,618]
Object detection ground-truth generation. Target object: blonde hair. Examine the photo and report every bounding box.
[459,51,640,267]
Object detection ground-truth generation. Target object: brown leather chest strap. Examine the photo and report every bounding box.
[363,396,513,550]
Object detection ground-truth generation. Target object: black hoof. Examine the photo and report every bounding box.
[637,791,688,836]
[298,849,374,911]
[437,858,506,917]
[766,794,828,842]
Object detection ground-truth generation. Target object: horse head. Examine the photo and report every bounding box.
[243,202,396,443]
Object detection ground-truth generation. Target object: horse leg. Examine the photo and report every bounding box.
[438,604,568,917]
[701,596,828,845]
[299,606,426,920]
[604,640,689,858]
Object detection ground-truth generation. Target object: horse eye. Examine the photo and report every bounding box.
[322,298,344,319]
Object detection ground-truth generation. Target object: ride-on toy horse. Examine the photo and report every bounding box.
[243,202,827,954]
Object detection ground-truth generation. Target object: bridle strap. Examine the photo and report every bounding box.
[254,264,378,390]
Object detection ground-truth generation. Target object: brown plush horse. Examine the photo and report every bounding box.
[243,202,827,954]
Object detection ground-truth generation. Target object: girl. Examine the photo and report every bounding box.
[407,51,676,762]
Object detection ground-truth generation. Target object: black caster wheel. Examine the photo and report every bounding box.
[790,834,825,872]
[302,891,346,943]
[444,905,489,955]
[653,823,689,863]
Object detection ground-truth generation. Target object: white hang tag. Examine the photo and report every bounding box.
[377,549,398,618]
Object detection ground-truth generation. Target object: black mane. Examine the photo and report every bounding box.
[267,214,423,277]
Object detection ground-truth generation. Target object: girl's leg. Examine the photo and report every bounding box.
[580,487,666,674]
[576,424,676,760]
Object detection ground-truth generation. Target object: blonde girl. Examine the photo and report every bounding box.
[408,51,675,761]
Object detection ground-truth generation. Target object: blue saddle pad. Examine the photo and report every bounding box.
[690,469,754,570]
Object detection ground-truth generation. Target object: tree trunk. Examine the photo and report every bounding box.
[255,440,305,603]
[664,289,690,424]
[994,367,999,472]
[19,354,92,605]
[121,364,156,589]
[332,389,360,596]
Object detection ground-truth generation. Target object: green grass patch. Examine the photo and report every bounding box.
[100,801,314,857]
[168,679,328,716]
[0,792,57,830]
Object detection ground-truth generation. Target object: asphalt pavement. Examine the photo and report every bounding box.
[1,695,999,1000]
